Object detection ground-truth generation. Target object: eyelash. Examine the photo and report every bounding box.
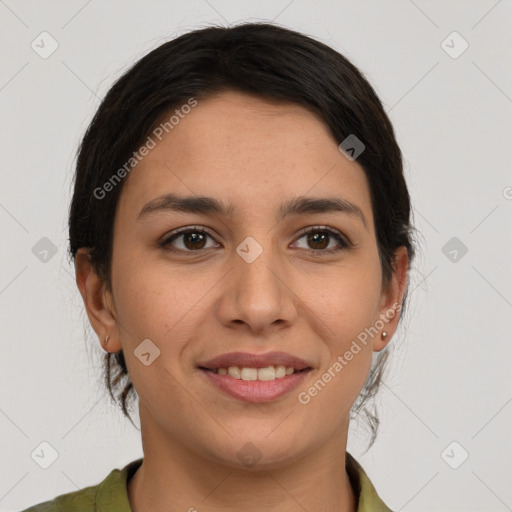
[160,225,351,256]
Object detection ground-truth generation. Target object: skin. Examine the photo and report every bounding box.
[76,90,408,512]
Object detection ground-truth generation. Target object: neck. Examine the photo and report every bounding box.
[127,405,357,512]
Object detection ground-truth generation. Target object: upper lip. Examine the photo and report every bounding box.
[197,351,312,370]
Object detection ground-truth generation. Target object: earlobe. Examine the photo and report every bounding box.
[74,248,122,352]
[373,245,409,352]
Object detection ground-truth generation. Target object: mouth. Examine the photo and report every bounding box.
[196,351,314,402]
[199,365,311,381]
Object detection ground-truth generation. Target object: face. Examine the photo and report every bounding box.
[79,90,407,470]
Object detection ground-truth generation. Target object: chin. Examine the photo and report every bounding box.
[204,431,311,471]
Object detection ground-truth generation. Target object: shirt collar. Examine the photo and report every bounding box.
[346,452,394,511]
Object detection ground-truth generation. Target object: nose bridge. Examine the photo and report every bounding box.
[235,233,282,304]
[219,232,296,332]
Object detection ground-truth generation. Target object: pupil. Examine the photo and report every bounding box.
[185,232,206,250]
[309,232,328,249]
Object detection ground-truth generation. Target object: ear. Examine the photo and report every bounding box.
[373,245,409,352]
[75,248,122,353]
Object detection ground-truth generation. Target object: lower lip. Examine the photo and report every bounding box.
[199,368,312,403]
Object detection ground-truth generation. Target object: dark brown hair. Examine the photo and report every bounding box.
[69,22,417,448]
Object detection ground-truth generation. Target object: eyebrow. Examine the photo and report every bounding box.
[137,193,368,229]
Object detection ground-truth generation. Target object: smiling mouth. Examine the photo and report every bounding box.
[199,365,311,381]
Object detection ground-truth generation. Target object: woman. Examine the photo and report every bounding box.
[23,21,416,512]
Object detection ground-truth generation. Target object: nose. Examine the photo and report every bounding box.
[216,240,298,335]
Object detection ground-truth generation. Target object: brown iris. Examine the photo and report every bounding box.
[183,231,207,250]
[307,231,329,250]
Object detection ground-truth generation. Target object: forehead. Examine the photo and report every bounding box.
[118,90,374,227]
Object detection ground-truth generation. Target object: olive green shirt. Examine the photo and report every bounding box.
[21,452,393,511]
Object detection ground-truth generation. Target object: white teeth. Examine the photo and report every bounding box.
[241,368,258,381]
[218,365,300,381]
[275,365,286,378]
[227,366,241,379]
[257,366,276,381]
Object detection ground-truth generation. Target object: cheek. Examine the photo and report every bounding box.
[110,263,204,409]
[109,204,193,342]
[299,254,381,400]
[113,264,196,339]
[296,267,380,422]
[305,255,383,340]
[111,255,221,385]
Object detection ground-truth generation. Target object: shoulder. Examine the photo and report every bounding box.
[346,452,394,512]
[19,458,143,512]
[20,485,96,512]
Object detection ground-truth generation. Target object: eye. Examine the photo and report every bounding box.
[160,226,219,253]
[160,225,351,255]
[292,226,351,254]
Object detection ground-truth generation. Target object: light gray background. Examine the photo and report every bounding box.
[1,1,511,511]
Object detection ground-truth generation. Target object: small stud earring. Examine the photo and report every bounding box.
[104,335,109,346]
[381,331,388,340]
